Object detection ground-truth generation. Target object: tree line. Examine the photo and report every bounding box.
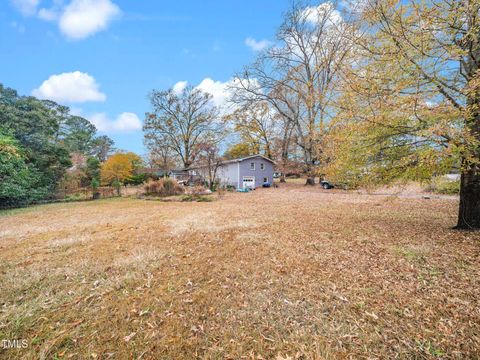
[144,0,480,229]
[0,83,116,206]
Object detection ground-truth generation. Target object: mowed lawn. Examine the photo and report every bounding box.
[0,185,479,359]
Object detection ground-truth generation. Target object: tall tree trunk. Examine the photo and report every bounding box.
[456,162,480,229]
[456,63,480,229]
[456,29,480,229]
[280,152,288,183]
[305,163,315,185]
[304,153,315,186]
[280,124,291,184]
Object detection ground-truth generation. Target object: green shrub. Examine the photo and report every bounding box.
[0,134,47,207]
[112,179,121,196]
[436,180,460,195]
[126,173,147,185]
[181,194,212,202]
[64,194,84,202]
[426,177,460,195]
[91,178,100,191]
[144,178,184,197]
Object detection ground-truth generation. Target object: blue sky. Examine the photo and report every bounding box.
[0,0,290,155]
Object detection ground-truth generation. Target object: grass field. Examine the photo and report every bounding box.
[0,184,479,359]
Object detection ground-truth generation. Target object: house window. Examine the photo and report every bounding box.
[263,177,268,183]
[250,162,255,170]
[260,163,265,170]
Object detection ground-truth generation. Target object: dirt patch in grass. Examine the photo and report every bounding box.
[0,187,478,359]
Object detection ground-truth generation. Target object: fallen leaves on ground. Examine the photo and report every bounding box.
[0,184,478,359]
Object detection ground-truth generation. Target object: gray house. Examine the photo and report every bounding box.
[189,155,275,189]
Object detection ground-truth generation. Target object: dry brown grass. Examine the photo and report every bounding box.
[0,184,479,359]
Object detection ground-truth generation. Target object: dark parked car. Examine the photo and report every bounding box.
[320,180,334,189]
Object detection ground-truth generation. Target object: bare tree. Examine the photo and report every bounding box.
[194,142,224,190]
[144,134,177,173]
[231,1,354,185]
[225,102,276,159]
[144,86,221,169]
[272,115,297,182]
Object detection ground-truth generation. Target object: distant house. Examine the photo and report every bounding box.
[135,167,170,178]
[188,154,275,189]
[169,169,189,181]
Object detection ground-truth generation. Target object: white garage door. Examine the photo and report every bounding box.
[242,176,255,189]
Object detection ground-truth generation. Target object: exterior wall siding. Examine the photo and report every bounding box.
[191,156,274,189]
[238,157,274,188]
[217,162,239,188]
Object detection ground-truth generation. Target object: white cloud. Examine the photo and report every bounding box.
[196,78,234,109]
[32,71,106,103]
[245,37,272,51]
[11,0,121,40]
[171,77,257,112]
[89,112,142,132]
[172,80,188,95]
[59,0,121,40]
[115,112,142,131]
[302,2,342,26]
[38,7,59,21]
[11,0,39,16]
[172,78,230,108]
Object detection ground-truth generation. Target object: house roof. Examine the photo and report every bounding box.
[224,154,275,165]
[170,169,189,174]
[135,168,189,176]
[135,167,168,175]
[186,154,274,170]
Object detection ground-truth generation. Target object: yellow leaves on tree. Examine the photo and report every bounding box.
[123,152,143,170]
[224,143,256,160]
[225,103,274,159]
[100,152,142,186]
